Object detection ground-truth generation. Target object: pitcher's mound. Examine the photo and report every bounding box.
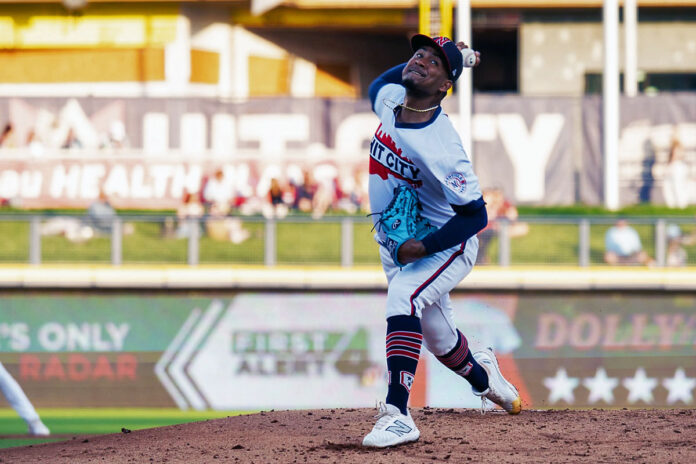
[1,408,694,463]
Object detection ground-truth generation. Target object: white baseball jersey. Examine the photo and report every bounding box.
[369,83,482,246]
[370,83,482,319]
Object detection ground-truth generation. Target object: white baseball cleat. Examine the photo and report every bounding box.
[362,402,420,448]
[27,419,50,436]
[472,348,522,415]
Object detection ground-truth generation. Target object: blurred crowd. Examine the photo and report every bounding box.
[32,165,370,245]
[164,167,370,244]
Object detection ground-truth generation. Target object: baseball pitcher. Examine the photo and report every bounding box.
[363,34,521,448]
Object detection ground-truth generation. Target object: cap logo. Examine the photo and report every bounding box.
[434,37,450,47]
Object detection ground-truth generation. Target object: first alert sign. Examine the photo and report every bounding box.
[157,295,388,410]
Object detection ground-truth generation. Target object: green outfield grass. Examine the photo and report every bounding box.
[1,213,695,266]
[0,218,383,266]
[0,408,252,449]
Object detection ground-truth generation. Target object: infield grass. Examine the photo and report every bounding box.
[0,408,252,449]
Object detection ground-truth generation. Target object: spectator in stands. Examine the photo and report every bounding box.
[175,190,204,239]
[40,191,117,243]
[662,135,690,209]
[26,130,46,157]
[311,174,335,220]
[40,217,94,243]
[292,170,318,213]
[349,169,369,213]
[604,219,654,266]
[335,170,367,214]
[262,178,289,219]
[101,120,129,149]
[0,123,17,148]
[203,168,250,244]
[666,224,688,267]
[86,190,117,235]
[61,128,83,150]
[203,168,234,215]
[476,188,528,264]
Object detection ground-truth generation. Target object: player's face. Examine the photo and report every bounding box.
[402,46,452,96]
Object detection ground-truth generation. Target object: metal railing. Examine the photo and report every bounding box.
[0,214,694,267]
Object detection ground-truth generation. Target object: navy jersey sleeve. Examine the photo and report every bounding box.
[368,64,406,113]
[421,200,487,255]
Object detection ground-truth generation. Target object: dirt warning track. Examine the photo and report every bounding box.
[0,408,694,463]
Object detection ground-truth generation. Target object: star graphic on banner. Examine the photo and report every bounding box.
[622,367,658,404]
[543,367,579,404]
[663,368,696,405]
[583,367,619,404]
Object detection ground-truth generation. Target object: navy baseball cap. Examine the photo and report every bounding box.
[410,34,464,82]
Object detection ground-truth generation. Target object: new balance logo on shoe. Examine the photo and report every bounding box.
[386,420,412,437]
[363,402,420,448]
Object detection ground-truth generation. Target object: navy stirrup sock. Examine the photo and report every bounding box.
[385,315,422,415]
[436,330,489,393]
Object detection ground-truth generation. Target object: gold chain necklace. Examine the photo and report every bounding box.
[384,98,439,113]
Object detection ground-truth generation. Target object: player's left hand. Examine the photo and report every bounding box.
[455,42,481,67]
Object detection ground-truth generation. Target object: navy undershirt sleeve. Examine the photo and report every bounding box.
[368,63,406,111]
[420,197,488,255]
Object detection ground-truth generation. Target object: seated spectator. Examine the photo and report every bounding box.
[175,191,204,239]
[311,176,336,220]
[203,168,233,215]
[41,217,94,243]
[333,169,370,214]
[292,170,318,213]
[101,121,129,149]
[61,128,83,150]
[42,191,130,243]
[604,219,654,266]
[26,130,45,157]
[203,168,250,244]
[0,123,17,148]
[476,188,528,264]
[262,178,289,219]
[86,190,117,235]
[205,215,250,244]
[666,224,688,267]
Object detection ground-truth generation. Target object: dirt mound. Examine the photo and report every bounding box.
[0,408,694,463]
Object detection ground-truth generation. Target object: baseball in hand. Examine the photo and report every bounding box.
[461,48,477,68]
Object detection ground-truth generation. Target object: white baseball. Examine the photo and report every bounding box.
[461,48,477,68]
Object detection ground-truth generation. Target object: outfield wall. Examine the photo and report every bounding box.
[0,267,694,411]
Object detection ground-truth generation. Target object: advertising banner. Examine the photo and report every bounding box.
[2,94,695,207]
[1,94,580,208]
[1,291,694,410]
[509,292,696,408]
[0,294,203,407]
[0,156,363,209]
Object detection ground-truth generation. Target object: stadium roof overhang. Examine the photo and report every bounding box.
[1,0,694,31]
[2,0,695,6]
